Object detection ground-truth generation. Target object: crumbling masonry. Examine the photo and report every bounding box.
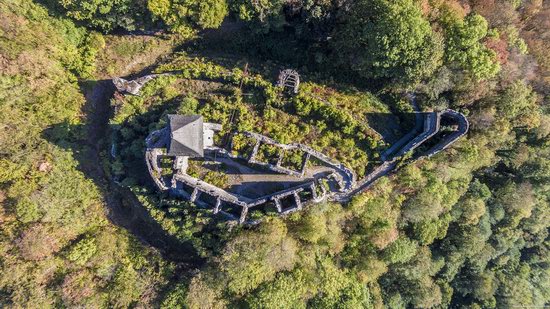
[116,75,469,224]
[143,107,467,223]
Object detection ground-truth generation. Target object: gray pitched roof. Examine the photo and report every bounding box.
[167,114,204,157]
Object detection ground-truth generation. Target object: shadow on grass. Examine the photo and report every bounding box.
[227,180,310,199]
[173,19,395,95]
[42,78,204,266]
[365,112,417,145]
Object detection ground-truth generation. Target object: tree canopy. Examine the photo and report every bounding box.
[331,0,444,84]
[148,0,228,34]
[2,0,549,307]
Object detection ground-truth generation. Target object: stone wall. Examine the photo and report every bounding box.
[138,82,469,224]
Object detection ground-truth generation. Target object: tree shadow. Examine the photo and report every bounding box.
[197,156,292,176]
[42,78,203,266]
[173,19,393,94]
[226,180,311,199]
[365,112,416,145]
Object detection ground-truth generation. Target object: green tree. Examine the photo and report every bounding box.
[497,81,540,128]
[230,0,285,31]
[161,284,188,309]
[310,258,373,308]
[245,270,309,309]
[290,210,328,244]
[331,0,443,84]
[444,13,500,80]
[213,218,297,296]
[412,213,452,245]
[67,236,98,265]
[381,247,443,308]
[0,1,171,307]
[148,0,228,34]
[382,237,418,264]
[492,181,536,227]
[55,0,141,31]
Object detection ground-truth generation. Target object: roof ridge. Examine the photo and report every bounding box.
[167,114,204,157]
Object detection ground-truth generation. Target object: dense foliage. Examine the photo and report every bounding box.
[0,0,172,306]
[53,0,143,31]
[2,0,549,307]
[332,0,444,84]
[147,0,228,34]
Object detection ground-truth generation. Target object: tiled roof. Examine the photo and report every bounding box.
[167,114,204,157]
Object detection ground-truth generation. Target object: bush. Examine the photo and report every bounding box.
[54,0,143,32]
[148,0,228,34]
[382,237,418,264]
[67,237,98,265]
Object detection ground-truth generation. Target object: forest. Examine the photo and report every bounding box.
[0,0,548,308]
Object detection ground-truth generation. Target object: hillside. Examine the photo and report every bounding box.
[0,0,548,308]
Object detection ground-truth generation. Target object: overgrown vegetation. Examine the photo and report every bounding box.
[0,0,173,307]
[2,0,549,307]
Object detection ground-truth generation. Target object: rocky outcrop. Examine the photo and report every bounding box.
[113,73,172,95]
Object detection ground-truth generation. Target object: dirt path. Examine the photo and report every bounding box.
[80,79,202,265]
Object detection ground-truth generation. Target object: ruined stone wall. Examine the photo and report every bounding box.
[135,75,469,224]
